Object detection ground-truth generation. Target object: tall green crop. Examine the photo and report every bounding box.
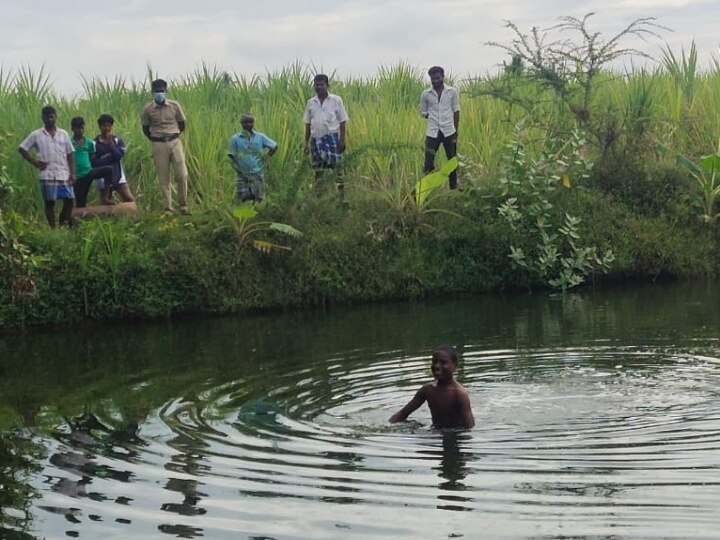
[0,57,719,220]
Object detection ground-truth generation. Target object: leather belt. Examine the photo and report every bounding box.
[150,134,179,143]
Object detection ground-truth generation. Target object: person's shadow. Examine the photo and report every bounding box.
[435,430,473,511]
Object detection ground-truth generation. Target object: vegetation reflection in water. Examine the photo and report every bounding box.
[2,282,720,538]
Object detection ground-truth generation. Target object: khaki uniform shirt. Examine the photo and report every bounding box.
[141,99,186,137]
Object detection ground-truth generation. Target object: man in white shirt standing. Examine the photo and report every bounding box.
[18,106,76,227]
[303,74,349,198]
[420,66,460,189]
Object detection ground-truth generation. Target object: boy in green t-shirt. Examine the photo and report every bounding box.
[71,117,114,207]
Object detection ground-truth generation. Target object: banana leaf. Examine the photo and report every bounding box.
[233,206,258,220]
[269,222,302,237]
[414,157,459,206]
[699,153,720,172]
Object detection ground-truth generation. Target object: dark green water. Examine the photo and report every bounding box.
[2,282,720,539]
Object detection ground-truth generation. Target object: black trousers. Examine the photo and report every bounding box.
[75,166,113,207]
[424,131,458,189]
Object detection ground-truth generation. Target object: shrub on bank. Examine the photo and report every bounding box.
[1,179,716,329]
[3,28,720,326]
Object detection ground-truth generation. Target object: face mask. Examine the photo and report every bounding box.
[153,92,166,104]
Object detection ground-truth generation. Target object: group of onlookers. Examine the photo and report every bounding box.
[18,66,460,227]
[18,109,134,227]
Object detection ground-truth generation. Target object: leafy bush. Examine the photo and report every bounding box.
[496,127,614,290]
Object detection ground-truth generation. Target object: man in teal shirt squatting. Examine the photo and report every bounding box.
[228,114,278,203]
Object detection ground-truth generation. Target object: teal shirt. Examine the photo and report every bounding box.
[72,137,96,178]
[229,130,277,178]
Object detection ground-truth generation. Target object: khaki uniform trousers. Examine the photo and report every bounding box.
[151,138,188,210]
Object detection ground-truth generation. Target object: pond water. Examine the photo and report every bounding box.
[2,282,720,539]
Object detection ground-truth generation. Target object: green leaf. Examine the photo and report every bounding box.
[439,156,459,177]
[269,222,302,238]
[699,153,720,172]
[414,172,447,206]
[675,154,702,176]
[233,206,258,221]
[414,158,459,207]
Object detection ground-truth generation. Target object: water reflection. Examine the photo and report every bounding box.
[0,434,38,539]
[158,429,209,537]
[162,477,207,517]
[436,430,473,511]
[318,450,364,505]
[36,414,139,536]
[157,523,204,538]
[1,282,720,538]
[438,431,471,489]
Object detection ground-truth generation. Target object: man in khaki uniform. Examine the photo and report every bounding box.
[141,78,190,215]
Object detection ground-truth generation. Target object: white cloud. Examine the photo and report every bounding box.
[614,0,713,7]
[0,0,716,95]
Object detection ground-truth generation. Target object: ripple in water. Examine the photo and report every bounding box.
[26,345,720,539]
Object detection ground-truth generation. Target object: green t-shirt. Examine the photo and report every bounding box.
[72,137,96,178]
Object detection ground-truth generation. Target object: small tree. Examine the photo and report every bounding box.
[497,126,614,290]
[483,13,665,139]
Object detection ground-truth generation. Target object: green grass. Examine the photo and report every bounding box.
[2,54,720,326]
[0,59,716,220]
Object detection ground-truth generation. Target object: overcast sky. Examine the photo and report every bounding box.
[0,0,716,96]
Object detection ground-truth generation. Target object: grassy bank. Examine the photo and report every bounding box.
[1,181,716,329]
[2,20,720,327]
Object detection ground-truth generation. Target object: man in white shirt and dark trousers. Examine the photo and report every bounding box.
[420,66,460,189]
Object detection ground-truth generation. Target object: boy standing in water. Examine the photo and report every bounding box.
[390,346,474,429]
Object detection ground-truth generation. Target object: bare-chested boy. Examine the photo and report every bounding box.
[389,346,474,429]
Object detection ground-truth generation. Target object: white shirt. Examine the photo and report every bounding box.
[19,127,74,180]
[420,85,460,137]
[303,93,349,138]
